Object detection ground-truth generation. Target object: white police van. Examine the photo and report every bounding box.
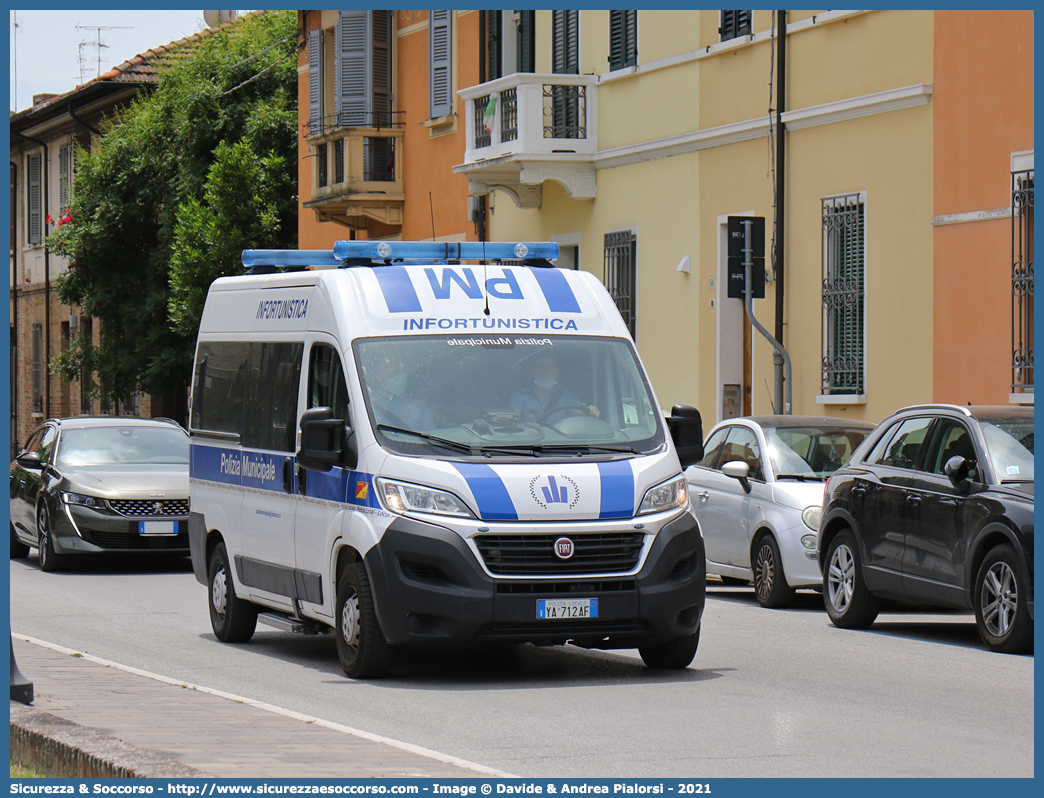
[188,241,706,678]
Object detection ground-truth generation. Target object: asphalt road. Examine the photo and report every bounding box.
[8,552,1034,778]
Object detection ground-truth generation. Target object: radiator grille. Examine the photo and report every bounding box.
[475,533,644,576]
[107,499,189,518]
[87,531,189,550]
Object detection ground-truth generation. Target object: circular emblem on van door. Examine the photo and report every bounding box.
[554,537,575,560]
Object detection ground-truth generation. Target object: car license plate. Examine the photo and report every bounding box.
[139,520,177,536]
[537,598,598,619]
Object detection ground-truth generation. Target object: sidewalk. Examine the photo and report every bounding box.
[11,635,509,779]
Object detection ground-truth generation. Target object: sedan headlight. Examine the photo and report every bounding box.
[62,492,105,510]
[376,478,473,518]
[801,505,822,532]
[638,474,688,515]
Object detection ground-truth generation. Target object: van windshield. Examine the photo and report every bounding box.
[354,335,665,457]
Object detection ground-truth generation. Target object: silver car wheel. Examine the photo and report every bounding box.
[341,592,361,654]
[211,566,228,617]
[37,507,50,569]
[827,543,855,614]
[980,560,1017,638]
[755,543,776,602]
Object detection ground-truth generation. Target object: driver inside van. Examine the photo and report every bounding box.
[370,358,434,431]
[509,354,600,425]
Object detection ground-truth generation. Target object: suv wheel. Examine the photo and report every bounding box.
[974,544,1033,654]
[823,528,879,628]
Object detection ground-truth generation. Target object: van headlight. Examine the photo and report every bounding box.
[376,478,473,518]
[801,505,822,531]
[638,474,688,515]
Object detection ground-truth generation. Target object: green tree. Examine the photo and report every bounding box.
[48,11,297,414]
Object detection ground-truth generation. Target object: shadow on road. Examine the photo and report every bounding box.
[201,629,729,688]
[13,551,194,576]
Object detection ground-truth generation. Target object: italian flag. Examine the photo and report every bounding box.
[483,95,496,135]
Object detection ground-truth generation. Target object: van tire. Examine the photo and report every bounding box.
[638,627,700,669]
[336,562,394,679]
[208,541,258,643]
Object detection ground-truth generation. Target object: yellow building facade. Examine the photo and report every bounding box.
[456,10,935,427]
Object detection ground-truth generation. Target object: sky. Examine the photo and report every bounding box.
[10,10,248,113]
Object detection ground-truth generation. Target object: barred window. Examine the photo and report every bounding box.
[821,194,865,396]
[1011,169,1034,393]
[604,231,637,340]
[720,10,752,42]
[32,323,43,414]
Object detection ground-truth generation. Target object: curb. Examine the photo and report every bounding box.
[10,701,214,779]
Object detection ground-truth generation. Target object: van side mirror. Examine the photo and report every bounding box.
[298,407,357,472]
[666,404,704,469]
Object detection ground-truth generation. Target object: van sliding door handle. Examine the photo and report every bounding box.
[282,457,294,494]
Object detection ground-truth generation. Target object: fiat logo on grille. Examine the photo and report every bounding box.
[553,537,575,560]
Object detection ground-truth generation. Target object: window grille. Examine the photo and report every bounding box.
[317,143,328,188]
[609,10,637,70]
[720,10,752,42]
[604,231,637,340]
[334,138,344,184]
[543,85,586,140]
[1011,169,1034,393]
[474,94,492,149]
[500,88,518,142]
[364,137,394,182]
[821,194,865,395]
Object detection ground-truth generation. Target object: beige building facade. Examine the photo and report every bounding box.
[456,10,936,427]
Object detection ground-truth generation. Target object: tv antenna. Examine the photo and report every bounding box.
[75,24,133,83]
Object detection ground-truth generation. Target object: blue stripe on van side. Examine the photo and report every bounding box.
[532,267,582,314]
[597,460,634,519]
[373,266,422,313]
[452,463,518,521]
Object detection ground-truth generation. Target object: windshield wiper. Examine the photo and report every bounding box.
[482,443,637,456]
[376,425,478,455]
[774,474,823,481]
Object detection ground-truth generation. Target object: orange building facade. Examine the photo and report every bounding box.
[296,10,481,250]
[932,10,1034,405]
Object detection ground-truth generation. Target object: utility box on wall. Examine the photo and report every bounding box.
[726,216,765,299]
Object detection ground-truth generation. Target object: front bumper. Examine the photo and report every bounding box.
[364,511,705,649]
[50,502,190,555]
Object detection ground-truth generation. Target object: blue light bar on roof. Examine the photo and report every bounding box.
[331,240,559,262]
[241,249,343,269]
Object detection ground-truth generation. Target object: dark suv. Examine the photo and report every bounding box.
[817,404,1033,654]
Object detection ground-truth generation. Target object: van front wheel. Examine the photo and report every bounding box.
[638,627,700,669]
[336,562,394,679]
[208,541,258,643]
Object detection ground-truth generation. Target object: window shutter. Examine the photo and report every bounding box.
[308,29,324,135]
[371,10,392,126]
[10,163,16,251]
[27,153,41,246]
[487,10,502,80]
[336,10,369,127]
[552,10,578,75]
[58,143,71,210]
[429,10,452,119]
[721,10,752,42]
[517,10,535,73]
[609,10,636,70]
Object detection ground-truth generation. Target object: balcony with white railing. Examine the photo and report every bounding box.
[304,115,405,230]
[454,74,598,208]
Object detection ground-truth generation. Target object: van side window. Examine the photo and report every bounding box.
[309,344,350,421]
[192,341,303,452]
[245,342,304,453]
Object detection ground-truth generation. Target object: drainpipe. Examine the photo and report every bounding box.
[12,131,50,420]
[743,219,791,413]
[10,161,18,454]
[67,102,101,137]
[772,10,788,413]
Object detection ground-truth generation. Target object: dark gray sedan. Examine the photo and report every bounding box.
[9,417,190,571]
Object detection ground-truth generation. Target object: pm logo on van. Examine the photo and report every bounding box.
[530,475,579,510]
